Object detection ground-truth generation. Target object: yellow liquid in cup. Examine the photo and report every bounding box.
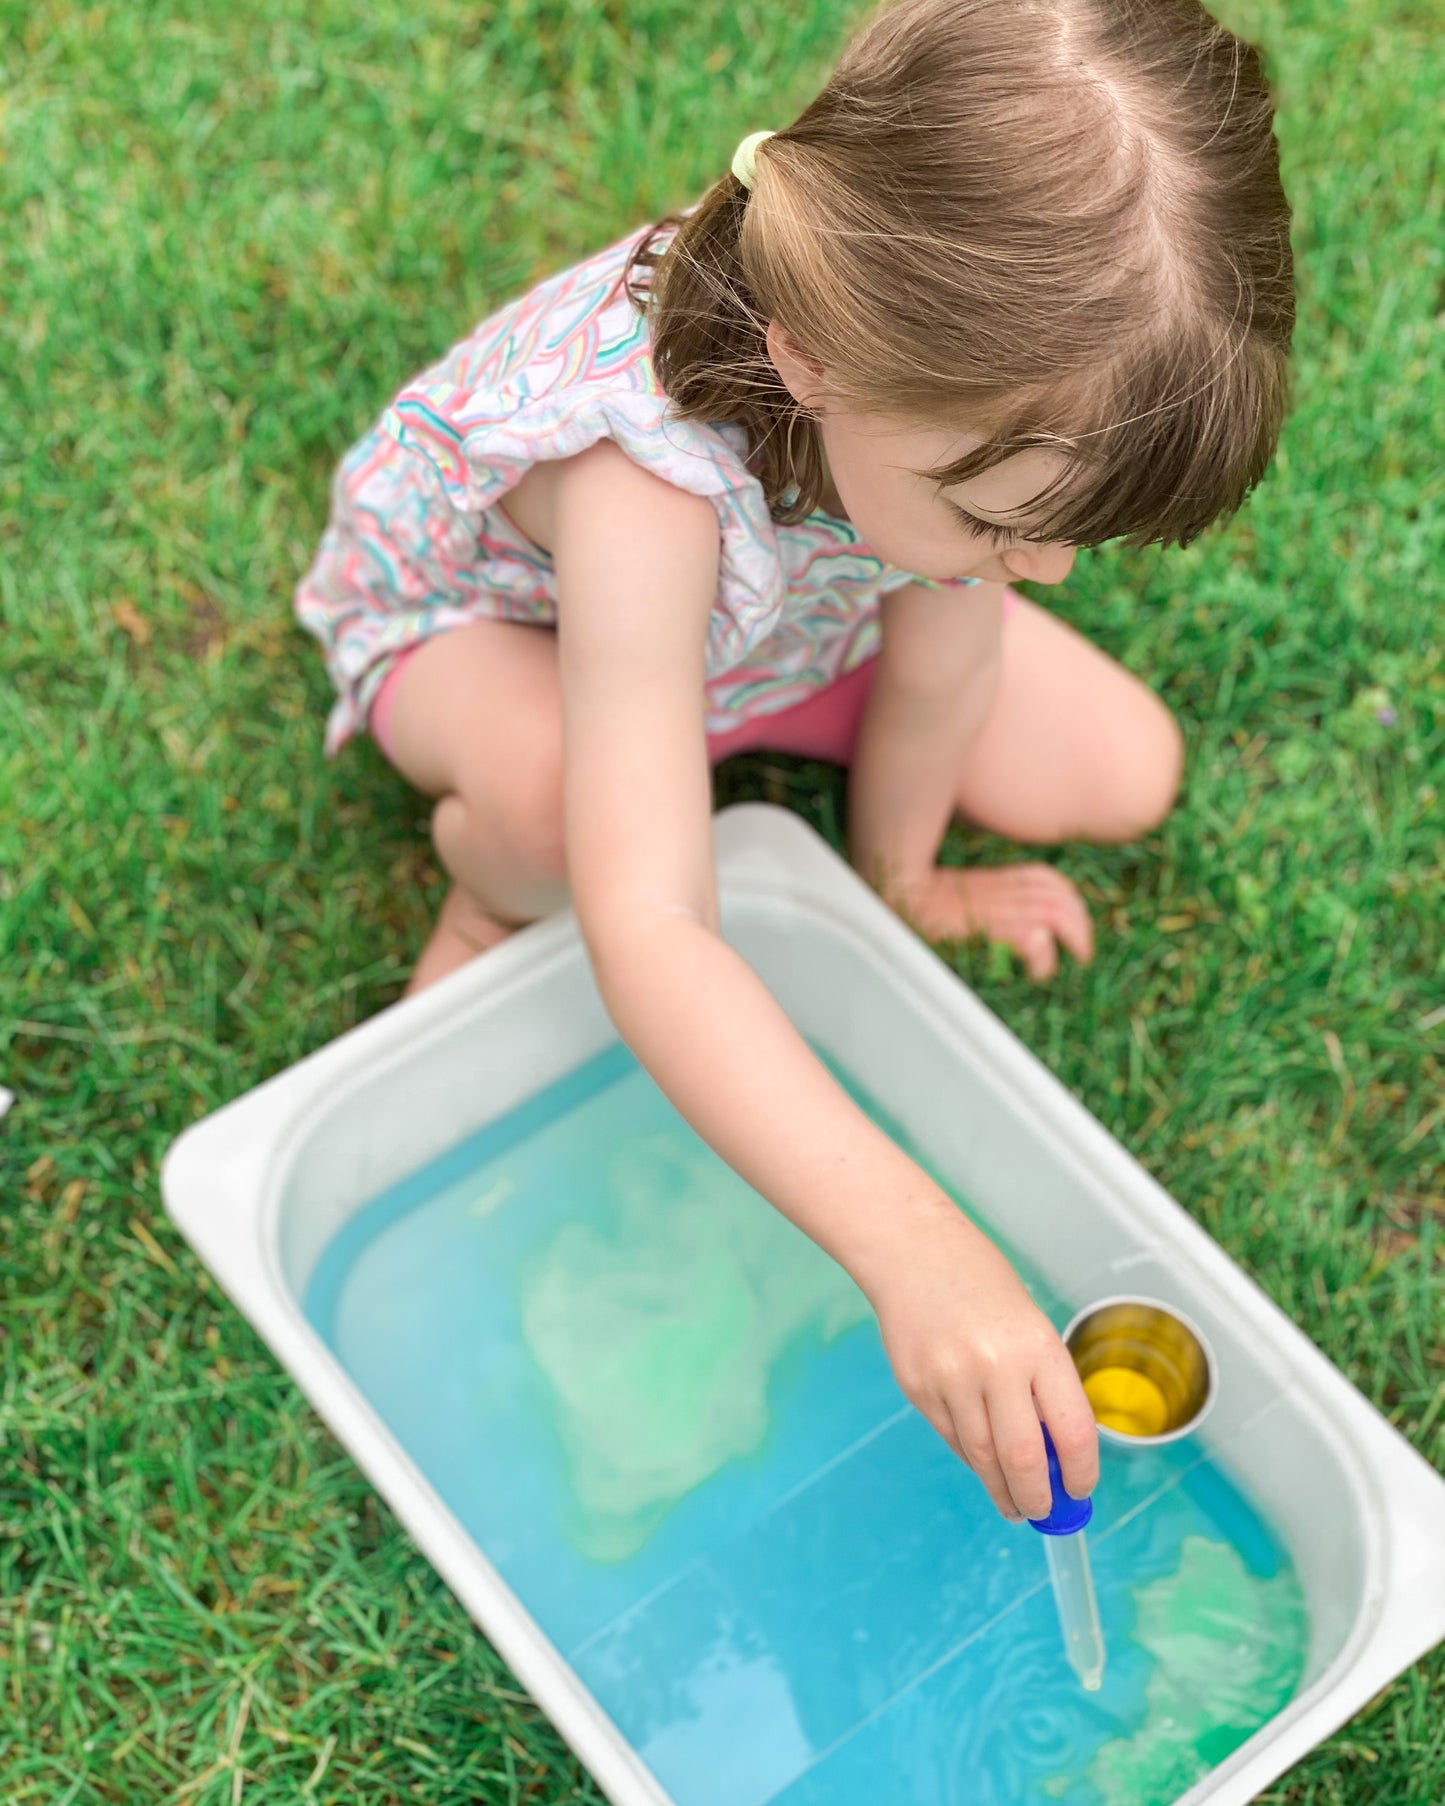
[1084,1366,1171,1438]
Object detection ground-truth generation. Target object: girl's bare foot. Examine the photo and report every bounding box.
[405,883,514,996]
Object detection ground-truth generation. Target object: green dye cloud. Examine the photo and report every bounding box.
[520,1130,871,1562]
[1084,1535,1307,1802]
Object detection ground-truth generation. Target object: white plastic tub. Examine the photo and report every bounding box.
[162,803,1445,1805]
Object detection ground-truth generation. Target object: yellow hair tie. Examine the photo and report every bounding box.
[731,130,776,191]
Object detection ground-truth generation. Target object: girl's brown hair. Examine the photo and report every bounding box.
[626,0,1294,543]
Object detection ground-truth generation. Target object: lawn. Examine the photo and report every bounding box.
[1,0,1442,1799]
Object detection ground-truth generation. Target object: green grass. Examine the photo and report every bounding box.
[1,0,1442,1798]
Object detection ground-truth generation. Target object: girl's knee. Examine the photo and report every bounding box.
[439,750,568,884]
[1117,697,1184,839]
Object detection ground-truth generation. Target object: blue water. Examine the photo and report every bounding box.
[305,1043,1307,1806]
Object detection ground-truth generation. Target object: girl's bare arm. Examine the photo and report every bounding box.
[848,581,1093,978]
[848,581,1008,897]
[551,442,1097,1520]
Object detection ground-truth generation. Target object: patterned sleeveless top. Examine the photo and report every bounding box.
[295,218,977,755]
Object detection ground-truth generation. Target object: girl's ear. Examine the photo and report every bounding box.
[765,320,828,409]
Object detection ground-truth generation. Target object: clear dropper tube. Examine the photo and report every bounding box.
[1044,1528,1106,1692]
[1030,1423,1106,1692]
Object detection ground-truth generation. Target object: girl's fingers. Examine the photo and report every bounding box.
[1020,927,1058,982]
[1029,867,1094,965]
[941,1398,1026,1522]
[915,1396,965,1461]
[1052,886,1095,966]
[981,1384,1054,1522]
[915,1352,1096,1523]
[1032,1352,1101,1501]
[920,862,1093,979]
[1002,866,1091,977]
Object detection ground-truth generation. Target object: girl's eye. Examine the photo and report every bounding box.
[944,500,1020,548]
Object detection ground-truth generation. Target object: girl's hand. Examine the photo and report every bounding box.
[864,1209,1099,1520]
[891,862,1094,982]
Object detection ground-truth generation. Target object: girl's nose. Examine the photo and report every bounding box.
[1002,541,1076,586]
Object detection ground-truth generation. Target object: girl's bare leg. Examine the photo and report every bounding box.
[379,620,569,994]
[955,593,1183,843]
[379,599,1182,993]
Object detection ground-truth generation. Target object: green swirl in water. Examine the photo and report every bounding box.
[1080,1535,1307,1801]
[521,1130,871,1561]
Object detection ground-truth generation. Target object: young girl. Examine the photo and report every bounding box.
[296,0,1293,1524]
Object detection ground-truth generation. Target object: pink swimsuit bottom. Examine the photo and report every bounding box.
[368,642,883,771]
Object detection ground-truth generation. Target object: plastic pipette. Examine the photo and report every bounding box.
[1028,1424,1106,1692]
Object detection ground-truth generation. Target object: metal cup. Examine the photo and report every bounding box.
[1063,1296,1217,1446]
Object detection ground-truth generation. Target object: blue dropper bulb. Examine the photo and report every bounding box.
[1028,1424,1093,1535]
